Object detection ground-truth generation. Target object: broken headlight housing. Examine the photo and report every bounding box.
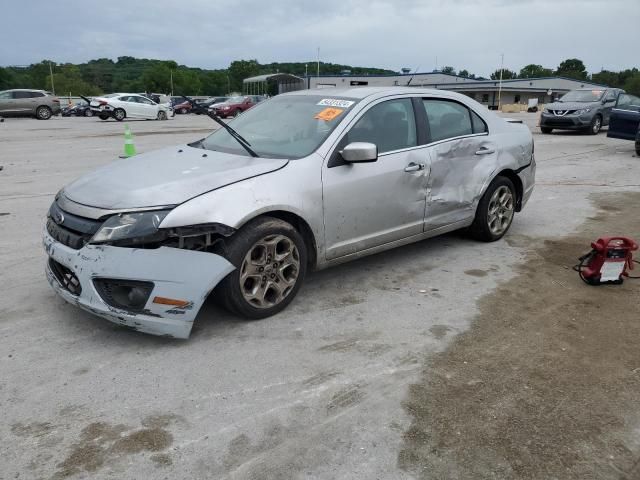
[91,210,170,245]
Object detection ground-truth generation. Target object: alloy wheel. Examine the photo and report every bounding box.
[239,234,300,309]
[487,186,514,236]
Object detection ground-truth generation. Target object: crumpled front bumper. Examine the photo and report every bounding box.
[43,231,235,339]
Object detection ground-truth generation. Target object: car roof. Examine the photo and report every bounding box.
[284,86,465,101]
[3,88,47,92]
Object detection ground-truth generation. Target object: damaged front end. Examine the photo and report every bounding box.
[43,196,235,338]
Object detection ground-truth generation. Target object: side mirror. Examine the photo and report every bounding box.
[340,142,378,163]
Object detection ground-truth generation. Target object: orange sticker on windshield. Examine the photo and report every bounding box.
[315,107,344,121]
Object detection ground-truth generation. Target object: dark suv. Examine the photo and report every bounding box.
[0,89,61,119]
[540,88,623,135]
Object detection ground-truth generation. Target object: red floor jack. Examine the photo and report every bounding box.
[575,237,639,285]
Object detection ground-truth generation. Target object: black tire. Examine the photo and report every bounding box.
[36,106,52,120]
[587,115,602,135]
[113,108,126,121]
[469,176,516,242]
[84,109,93,117]
[99,113,109,121]
[540,126,552,134]
[216,216,307,319]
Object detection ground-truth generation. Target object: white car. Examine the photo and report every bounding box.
[90,93,173,121]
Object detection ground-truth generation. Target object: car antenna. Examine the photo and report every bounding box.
[406,66,420,86]
[206,112,258,158]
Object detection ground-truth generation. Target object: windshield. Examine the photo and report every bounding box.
[103,93,119,98]
[559,89,605,102]
[225,96,246,104]
[201,95,359,159]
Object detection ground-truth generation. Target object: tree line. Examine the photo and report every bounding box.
[1,57,638,96]
[442,58,640,96]
[0,57,394,96]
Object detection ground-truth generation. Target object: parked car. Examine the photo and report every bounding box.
[43,87,535,338]
[607,92,640,156]
[61,96,94,117]
[185,96,228,115]
[540,88,623,134]
[210,95,264,118]
[173,100,193,114]
[90,93,172,121]
[0,89,61,119]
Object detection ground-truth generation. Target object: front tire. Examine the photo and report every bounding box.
[469,176,516,242]
[180,108,188,114]
[540,126,553,134]
[216,217,307,319]
[99,113,109,120]
[36,106,52,120]
[113,108,126,121]
[587,115,602,135]
[157,110,167,121]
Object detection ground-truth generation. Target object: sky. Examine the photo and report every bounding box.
[1,0,638,76]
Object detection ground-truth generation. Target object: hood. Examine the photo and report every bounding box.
[63,145,288,209]
[545,100,600,111]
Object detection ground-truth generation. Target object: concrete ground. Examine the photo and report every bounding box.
[1,112,638,479]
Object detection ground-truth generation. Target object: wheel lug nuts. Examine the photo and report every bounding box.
[259,267,264,272]
[262,276,267,281]
[270,273,275,279]
[273,263,278,268]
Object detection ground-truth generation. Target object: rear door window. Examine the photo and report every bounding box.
[423,99,473,142]
[14,91,33,99]
[471,110,488,134]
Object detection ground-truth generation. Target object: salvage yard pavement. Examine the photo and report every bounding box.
[1,113,639,479]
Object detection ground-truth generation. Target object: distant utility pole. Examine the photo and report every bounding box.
[49,62,55,95]
[170,71,174,96]
[497,53,504,111]
[317,47,320,77]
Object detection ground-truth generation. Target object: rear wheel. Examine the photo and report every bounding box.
[113,108,126,121]
[540,126,552,134]
[99,113,109,120]
[587,115,602,135]
[36,106,52,120]
[84,109,93,117]
[216,217,307,319]
[469,176,516,242]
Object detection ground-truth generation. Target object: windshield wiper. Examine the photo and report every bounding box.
[207,112,258,158]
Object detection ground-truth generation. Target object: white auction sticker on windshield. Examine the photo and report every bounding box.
[317,99,355,108]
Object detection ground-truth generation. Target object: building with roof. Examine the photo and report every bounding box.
[243,73,306,96]
[307,72,607,109]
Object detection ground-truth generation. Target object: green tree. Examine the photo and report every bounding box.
[141,63,172,93]
[0,67,14,90]
[490,69,517,80]
[173,69,202,95]
[623,72,640,96]
[591,70,620,87]
[53,64,101,96]
[519,64,553,78]
[201,71,228,95]
[441,66,456,75]
[228,59,260,92]
[555,58,587,80]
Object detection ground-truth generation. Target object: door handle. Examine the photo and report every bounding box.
[475,147,496,155]
[404,162,425,172]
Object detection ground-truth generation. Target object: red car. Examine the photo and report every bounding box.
[210,95,265,118]
[173,100,192,114]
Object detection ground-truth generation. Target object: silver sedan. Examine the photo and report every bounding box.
[44,87,535,338]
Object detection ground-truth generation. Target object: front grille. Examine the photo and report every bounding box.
[48,258,82,295]
[551,110,576,116]
[544,118,576,126]
[47,201,103,249]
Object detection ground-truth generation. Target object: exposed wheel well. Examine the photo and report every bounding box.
[496,169,524,211]
[249,211,318,268]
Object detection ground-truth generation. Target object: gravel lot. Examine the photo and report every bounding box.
[1,112,639,479]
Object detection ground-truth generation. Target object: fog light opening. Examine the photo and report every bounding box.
[93,279,154,312]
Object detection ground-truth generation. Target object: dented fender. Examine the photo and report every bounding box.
[43,230,235,338]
